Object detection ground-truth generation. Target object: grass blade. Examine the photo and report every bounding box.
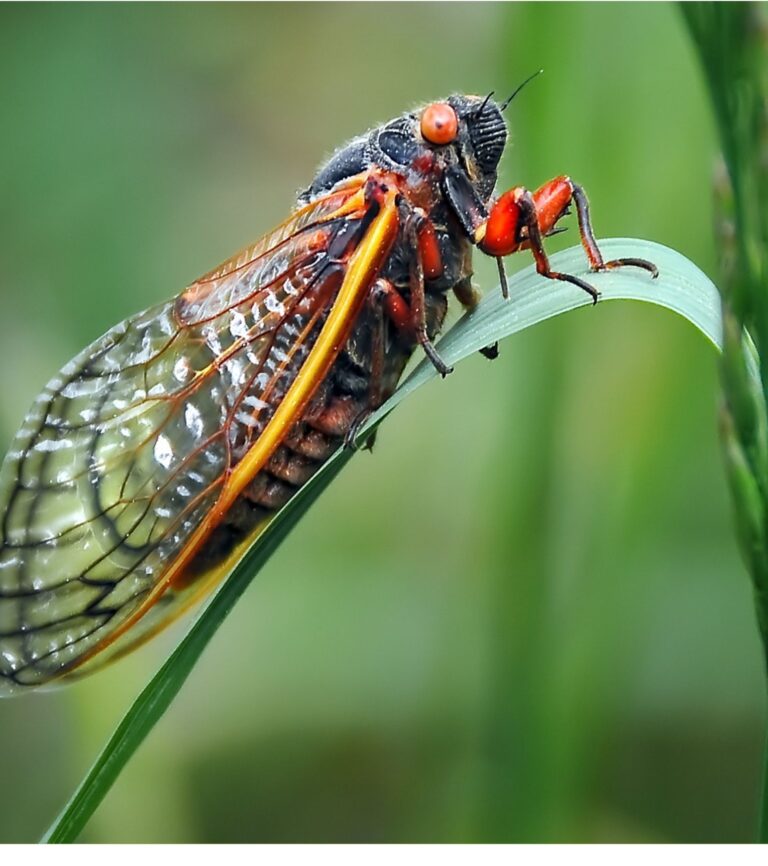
[41,238,722,843]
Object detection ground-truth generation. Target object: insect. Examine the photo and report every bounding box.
[0,91,657,694]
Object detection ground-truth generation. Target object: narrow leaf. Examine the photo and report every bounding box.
[41,238,721,843]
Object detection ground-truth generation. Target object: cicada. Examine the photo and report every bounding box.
[0,93,656,694]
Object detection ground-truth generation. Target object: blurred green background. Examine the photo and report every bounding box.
[0,2,759,843]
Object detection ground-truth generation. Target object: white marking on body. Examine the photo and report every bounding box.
[243,395,270,411]
[184,402,204,439]
[230,310,250,339]
[173,357,191,383]
[235,410,259,428]
[224,357,247,386]
[34,438,73,453]
[60,380,95,399]
[261,257,287,287]
[99,354,122,374]
[126,330,155,366]
[203,324,223,357]
[153,434,174,469]
[264,292,286,317]
[158,311,175,336]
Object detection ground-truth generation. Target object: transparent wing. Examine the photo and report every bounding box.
[0,183,371,693]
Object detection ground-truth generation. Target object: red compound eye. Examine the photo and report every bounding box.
[420,102,458,145]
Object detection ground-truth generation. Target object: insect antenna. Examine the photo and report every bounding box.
[473,90,496,118]
[499,69,544,111]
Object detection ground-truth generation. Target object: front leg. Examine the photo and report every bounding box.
[500,187,604,304]
[476,176,658,303]
[536,177,659,278]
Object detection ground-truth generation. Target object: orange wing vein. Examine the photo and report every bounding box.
[0,176,399,693]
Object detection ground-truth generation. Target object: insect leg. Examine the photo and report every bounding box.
[417,219,444,282]
[407,214,453,377]
[343,280,390,452]
[367,281,388,411]
[440,166,509,356]
[452,276,480,310]
[567,181,658,277]
[517,189,603,304]
[369,215,453,377]
[451,277,498,359]
[443,164,511,305]
[478,186,601,303]
[478,178,658,302]
[530,176,658,277]
[369,270,451,376]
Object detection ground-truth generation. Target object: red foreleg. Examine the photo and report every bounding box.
[477,176,658,303]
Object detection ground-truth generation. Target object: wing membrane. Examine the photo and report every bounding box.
[0,179,389,693]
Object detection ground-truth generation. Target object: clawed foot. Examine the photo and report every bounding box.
[343,410,377,452]
[598,257,659,279]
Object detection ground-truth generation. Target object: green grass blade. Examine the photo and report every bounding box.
[41,238,722,843]
[683,4,768,841]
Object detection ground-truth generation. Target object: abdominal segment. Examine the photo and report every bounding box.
[182,383,368,583]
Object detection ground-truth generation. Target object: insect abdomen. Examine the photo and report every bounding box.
[183,344,378,580]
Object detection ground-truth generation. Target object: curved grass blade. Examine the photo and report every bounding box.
[41,238,722,843]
